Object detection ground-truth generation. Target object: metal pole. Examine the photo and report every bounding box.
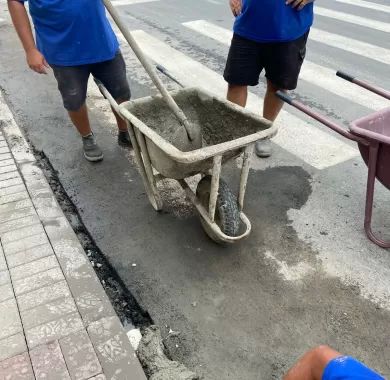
[209,155,222,222]
[238,145,253,211]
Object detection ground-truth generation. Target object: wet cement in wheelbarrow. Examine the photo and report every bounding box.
[127,91,266,151]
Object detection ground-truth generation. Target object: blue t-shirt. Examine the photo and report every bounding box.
[234,0,314,42]
[19,0,119,66]
[322,356,385,380]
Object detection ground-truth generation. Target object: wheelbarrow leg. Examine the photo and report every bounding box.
[364,142,390,248]
[238,144,254,212]
[127,121,163,211]
[209,155,222,222]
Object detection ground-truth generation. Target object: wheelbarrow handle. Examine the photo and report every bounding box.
[276,91,369,146]
[336,71,390,100]
[156,65,185,88]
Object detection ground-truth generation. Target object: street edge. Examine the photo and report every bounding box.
[0,91,147,380]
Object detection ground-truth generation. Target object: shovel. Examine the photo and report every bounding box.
[103,0,202,150]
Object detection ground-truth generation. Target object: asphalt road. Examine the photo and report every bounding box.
[0,0,390,378]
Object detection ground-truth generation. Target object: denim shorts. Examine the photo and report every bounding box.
[323,356,385,380]
[52,50,131,111]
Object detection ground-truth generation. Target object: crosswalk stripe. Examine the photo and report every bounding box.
[309,28,390,66]
[183,20,388,110]
[129,29,358,170]
[333,0,390,13]
[112,0,158,4]
[315,7,390,33]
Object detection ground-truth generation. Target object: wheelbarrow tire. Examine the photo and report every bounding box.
[196,176,240,241]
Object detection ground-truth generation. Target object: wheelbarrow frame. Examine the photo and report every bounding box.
[96,80,277,244]
[277,71,390,249]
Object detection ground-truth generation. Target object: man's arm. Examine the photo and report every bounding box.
[229,0,242,17]
[7,0,48,74]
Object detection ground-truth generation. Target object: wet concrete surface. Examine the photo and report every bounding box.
[1,3,390,378]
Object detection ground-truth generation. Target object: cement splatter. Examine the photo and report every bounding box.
[138,326,199,380]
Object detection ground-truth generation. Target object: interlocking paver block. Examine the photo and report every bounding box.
[0,282,13,302]
[7,243,54,268]
[0,333,27,361]
[21,296,78,330]
[0,298,22,340]
[0,153,12,162]
[0,164,17,174]
[0,170,19,182]
[0,198,33,216]
[0,352,35,380]
[0,269,10,286]
[10,254,59,281]
[0,215,41,236]
[60,329,102,380]
[3,232,49,256]
[0,184,25,197]
[2,222,44,243]
[0,160,15,168]
[13,267,64,296]
[0,190,29,205]
[88,316,147,380]
[30,340,71,379]
[0,245,6,272]
[0,177,22,190]
[25,312,84,348]
[0,206,36,225]
[44,217,115,324]
[0,177,23,189]
[17,280,71,311]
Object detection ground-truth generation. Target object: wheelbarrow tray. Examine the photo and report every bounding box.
[350,107,390,191]
[119,87,276,179]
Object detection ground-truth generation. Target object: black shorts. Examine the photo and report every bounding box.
[223,31,309,90]
[52,50,131,111]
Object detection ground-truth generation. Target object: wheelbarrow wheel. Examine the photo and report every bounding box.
[196,176,240,241]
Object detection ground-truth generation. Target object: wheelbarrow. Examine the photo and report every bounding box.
[99,82,276,243]
[98,0,276,244]
[277,71,390,249]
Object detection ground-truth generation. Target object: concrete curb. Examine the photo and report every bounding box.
[0,92,147,379]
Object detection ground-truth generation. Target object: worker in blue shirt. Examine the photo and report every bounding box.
[8,0,132,162]
[224,0,314,158]
[283,345,385,380]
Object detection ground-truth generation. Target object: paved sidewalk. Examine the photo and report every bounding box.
[0,94,147,379]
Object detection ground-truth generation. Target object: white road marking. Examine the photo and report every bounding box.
[0,18,5,24]
[112,0,158,5]
[333,0,390,13]
[183,20,388,110]
[129,30,358,170]
[309,28,390,66]
[315,7,390,33]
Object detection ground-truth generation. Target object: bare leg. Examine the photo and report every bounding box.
[112,98,128,132]
[263,79,286,122]
[283,346,341,380]
[227,84,248,107]
[255,80,287,157]
[68,104,92,137]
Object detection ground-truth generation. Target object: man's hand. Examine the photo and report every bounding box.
[26,48,49,74]
[286,0,313,11]
[229,0,242,16]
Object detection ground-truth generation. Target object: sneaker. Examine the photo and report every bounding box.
[255,139,272,158]
[82,133,104,162]
[118,130,132,148]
